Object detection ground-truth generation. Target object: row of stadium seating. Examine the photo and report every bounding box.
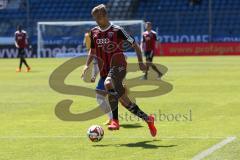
[0,0,239,41]
[133,0,240,36]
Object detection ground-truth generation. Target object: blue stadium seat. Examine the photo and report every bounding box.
[0,0,239,42]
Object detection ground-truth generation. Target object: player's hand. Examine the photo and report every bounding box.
[81,65,89,80]
[139,62,147,71]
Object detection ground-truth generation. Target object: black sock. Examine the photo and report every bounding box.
[22,58,29,68]
[108,89,118,120]
[151,64,162,76]
[19,58,23,69]
[126,103,148,121]
[144,66,149,78]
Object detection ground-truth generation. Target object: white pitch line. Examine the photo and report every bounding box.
[192,136,236,160]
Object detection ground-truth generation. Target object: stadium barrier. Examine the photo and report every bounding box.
[0,45,36,58]
[156,42,240,56]
[1,42,240,58]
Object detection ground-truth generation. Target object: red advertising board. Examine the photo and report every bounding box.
[155,42,240,56]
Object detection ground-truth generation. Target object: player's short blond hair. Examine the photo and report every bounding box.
[91,4,107,16]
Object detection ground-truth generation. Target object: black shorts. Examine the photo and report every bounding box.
[18,48,26,58]
[107,65,126,97]
[144,50,154,62]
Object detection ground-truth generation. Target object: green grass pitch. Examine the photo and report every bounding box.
[0,56,239,160]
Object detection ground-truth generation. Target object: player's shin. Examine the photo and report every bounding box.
[22,58,29,68]
[151,64,162,76]
[108,91,119,120]
[96,93,112,119]
[125,103,149,122]
[104,78,118,120]
[143,64,149,79]
[19,58,23,69]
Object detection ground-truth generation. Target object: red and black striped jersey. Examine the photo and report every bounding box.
[15,30,28,49]
[90,24,135,77]
[142,30,157,52]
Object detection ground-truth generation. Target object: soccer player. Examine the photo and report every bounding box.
[141,22,162,80]
[15,25,31,72]
[82,4,157,137]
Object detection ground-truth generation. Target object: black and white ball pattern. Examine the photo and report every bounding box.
[87,125,104,142]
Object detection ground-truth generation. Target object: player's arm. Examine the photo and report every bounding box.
[118,27,146,71]
[91,56,99,82]
[132,42,146,71]
[25,32,32,49]
[83,34,86,46]
[25,32,28,46]
[81,48,96,79]
[154,32,158,50]
[14,33,19,48]
[81,31,96,79]
[140,34,145,51]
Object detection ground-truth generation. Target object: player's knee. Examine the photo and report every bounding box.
[104,77,113,89]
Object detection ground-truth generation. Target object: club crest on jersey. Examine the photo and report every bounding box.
[108,32,114,38]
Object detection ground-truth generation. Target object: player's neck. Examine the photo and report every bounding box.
[147,29,151,32]
[99,22,111,30]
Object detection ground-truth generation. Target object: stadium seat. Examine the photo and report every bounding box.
[0,0,240,42]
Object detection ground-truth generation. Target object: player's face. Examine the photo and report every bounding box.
[145,24,152,31]
[93,13,107,27]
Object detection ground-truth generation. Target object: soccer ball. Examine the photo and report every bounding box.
[87,125,104,142]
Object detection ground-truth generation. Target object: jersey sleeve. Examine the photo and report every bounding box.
[118,27,135,45]
[90,31,95,49]
[142,34,146,43]
[14,32,17,41]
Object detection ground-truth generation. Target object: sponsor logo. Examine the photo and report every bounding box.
[96,38,110,45]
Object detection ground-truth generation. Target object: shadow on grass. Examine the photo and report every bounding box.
[118,140,177,149]
[120,123,143,129]
[93,140,177,149]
